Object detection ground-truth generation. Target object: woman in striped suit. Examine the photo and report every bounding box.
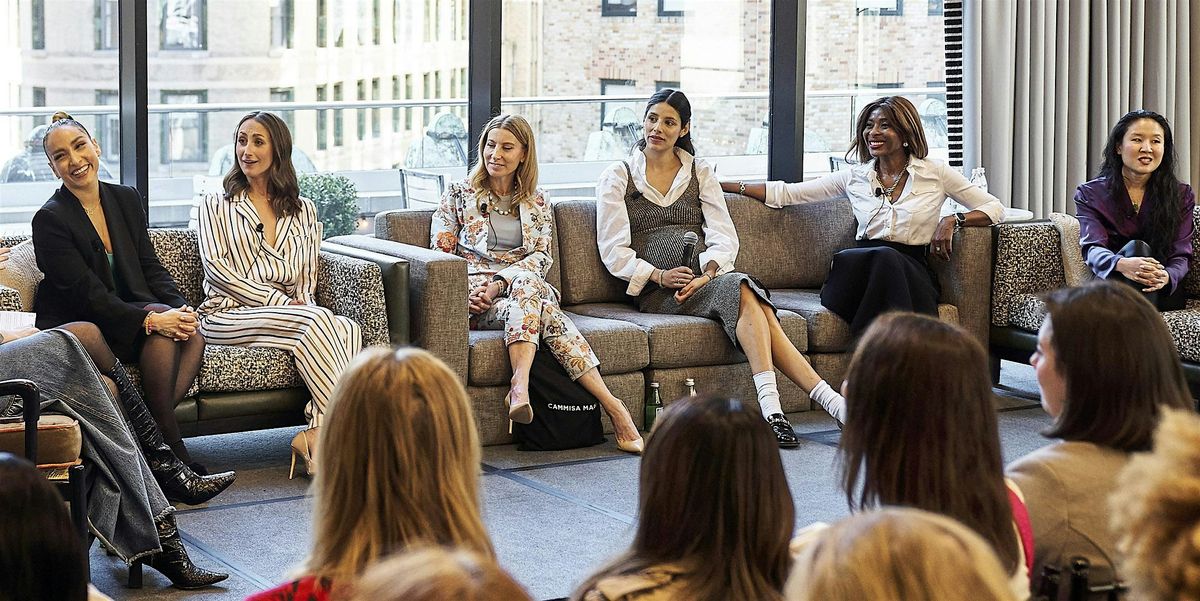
[195,111,362,478]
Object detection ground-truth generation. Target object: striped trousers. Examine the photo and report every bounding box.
[200,305,362,428]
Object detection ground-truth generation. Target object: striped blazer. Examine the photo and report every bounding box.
[193,191,322,316]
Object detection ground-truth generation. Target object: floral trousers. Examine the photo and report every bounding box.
[470,271,600,380]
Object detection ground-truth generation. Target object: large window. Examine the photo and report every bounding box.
[804,0,946,176]
[271,0,294,49]
[160,0,206,50]
[161,91,208,163]
[95,0,119,50]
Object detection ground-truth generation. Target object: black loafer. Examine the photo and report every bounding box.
[767,413,800,449]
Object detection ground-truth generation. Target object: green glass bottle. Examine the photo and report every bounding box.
[645,382,664,430]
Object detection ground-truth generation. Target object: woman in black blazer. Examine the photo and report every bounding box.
[33,112,212,473]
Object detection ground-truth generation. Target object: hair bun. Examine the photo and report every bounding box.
[51,111,74,123]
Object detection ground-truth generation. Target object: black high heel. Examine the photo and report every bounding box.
[145,513,229,589]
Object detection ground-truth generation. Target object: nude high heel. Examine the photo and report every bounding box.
[616,434,645,455]
[289,428,318,479]
[506,392,533,426]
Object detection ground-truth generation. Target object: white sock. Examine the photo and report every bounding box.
[808,380,847,425]
[752,371,783,418]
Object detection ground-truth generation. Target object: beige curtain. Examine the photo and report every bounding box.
[965,0,1198,218]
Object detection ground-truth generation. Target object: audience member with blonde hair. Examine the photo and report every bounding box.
[247,348,492,601]
[1111,407,1200,601]
[348,546,532,601]
[785,508,1017,601]
[572,394,795,601]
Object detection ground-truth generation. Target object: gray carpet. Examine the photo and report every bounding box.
[88,361,1052,601]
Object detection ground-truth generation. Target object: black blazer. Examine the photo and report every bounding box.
[32,181,187,359]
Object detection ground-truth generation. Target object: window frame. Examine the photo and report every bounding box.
[601,0,637,17]
[657,0,684,17]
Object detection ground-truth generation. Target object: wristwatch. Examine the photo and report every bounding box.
[954,212,967,228]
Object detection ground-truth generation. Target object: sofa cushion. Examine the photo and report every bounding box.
[567,302,808,369]
[725,195,857,290]
[466,312,649,386]
[195,345,303,392]
[0,240,42,312]
[553,200,629,306]
[1160,300,1200,363]
[1007,293,1047,334]
[992,222,1065,326]
[149,229,205,307]
[770,288,958,352]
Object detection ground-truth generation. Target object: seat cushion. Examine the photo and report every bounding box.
[195,345,303,392]
[567,302,808,369]
[771,289,959,353]
[1160,300,1200,363]
[0,414,81,466]
[1007,293,1047,334]
[466,312,649,386]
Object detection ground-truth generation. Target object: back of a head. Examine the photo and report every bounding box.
[348,546,532,601]
[0,453,88,601]
[1043,281,1191,451]
[308,348,492,582]
[585,395,794,600]
[785,508,1016,601]
[839,312,1018,572]
[1111,408,1200,601]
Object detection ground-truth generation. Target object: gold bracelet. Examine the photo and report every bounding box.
[144,312,156,336]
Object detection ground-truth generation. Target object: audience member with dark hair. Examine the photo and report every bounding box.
[347,547,532,601]
[248,348,493,601]
[0,327,229,589]
[833,312,1030,599]
[785,508,1017,601]
[34,111,210,472]
[572,394,795,601]
[726,96,1005,334]
[1111,408,1200,601]
[596,88,815,448]
[195,111,363,477]
[1076,110,1194,310]
[1006,281,1191,597]
[0,452,94,601]
[431,113,642,452]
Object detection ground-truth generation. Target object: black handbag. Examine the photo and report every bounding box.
[511,346,606,451]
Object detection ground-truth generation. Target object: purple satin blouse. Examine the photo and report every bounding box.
[1074,177,1195,293]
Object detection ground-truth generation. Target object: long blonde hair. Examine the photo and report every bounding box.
[348,546,532,601]
[304,348,491,585]
[786,508,1017,601]
[467,114,539,208]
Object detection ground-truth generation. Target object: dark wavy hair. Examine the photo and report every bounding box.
[572,395,794,601]
[839,313,1019,574]
[636,88,696,156]
[0,453,88,601]
[223,111,302,217]
[1098,110,1182,259]
[847,96,929,163]
[1041,281,1191,452]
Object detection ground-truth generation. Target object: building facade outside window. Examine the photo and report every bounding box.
[357,80,366,140]
[392,76,401,132]
[32,88,46,108]
[271,0,294,49]
[333,82,344,146]
[32,0,45,49]
[270,87,295,131]
[96,90,120,162]
[317,0,327,47]
[160,0,206,50]
[371,78,381,137]
[95,0,119,50]
[405,74,414,129]
[161,90,207,163]
[599,78,637,130]
[316,85,328,150]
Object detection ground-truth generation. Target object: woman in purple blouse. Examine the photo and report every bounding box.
[1075,110,1195,311]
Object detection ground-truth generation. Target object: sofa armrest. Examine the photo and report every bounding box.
[991,221,1066,327]
[0,285,20,312]
[931,225,994,349]
[315,251,390,348]
[322,236,469,380]
[321,240,411,345]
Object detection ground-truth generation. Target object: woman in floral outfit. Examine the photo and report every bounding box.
[431,114,643,454]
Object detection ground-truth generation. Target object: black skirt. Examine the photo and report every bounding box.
[819,239,940,334]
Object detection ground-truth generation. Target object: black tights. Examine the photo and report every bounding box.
[57,312,205,460]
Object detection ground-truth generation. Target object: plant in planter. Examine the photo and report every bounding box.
[298,172,359,239]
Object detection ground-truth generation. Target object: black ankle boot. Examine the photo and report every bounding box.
[103,364,236,505]
[146,513,229,589]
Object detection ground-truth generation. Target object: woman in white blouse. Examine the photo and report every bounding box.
[723,96,1005,334]
[195,112,362,478]
[596,89,817,448]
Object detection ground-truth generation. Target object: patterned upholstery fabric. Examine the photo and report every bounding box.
[0,241,41,312]
[1048,213,1094,287]
[316,250,389,347]
[149,229,205,305]
[1160,299,1200,363]
[1007,293,1047,333]
[1182,206,1200,297]
[0,236,32,312]
[991,222,1065,326]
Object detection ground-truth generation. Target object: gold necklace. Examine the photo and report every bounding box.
[82,203,100,217]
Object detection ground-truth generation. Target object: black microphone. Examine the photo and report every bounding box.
[678,231,698,270]
[875,187,884,198]
[90,239,104,253]
[256,223,265,235]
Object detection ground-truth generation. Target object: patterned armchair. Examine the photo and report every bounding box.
[0,229,405,437]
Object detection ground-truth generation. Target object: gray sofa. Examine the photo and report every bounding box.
[0,229,409,437]
[990,209,1200,391]
[330,194,995,446]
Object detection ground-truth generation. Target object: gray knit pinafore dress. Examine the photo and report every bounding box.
[621,161,774,347]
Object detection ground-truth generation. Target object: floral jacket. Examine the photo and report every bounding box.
[430,180,556,295]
